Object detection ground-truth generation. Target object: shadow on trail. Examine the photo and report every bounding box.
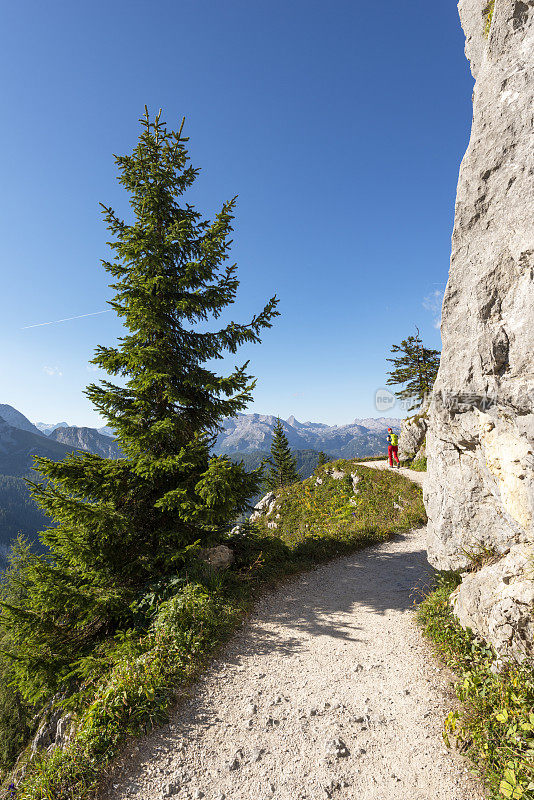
[102,530,435,791]
[218,531,433,663]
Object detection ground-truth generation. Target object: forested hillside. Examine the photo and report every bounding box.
[0,475,50,563]
[229,448,331,479]
[0,418,76,561]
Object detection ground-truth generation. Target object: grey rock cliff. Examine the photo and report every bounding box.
[399,403,429,462]
[425,0,534,661]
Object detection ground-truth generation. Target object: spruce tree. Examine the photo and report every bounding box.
[386,327,440,410]
[264,418,300,492]
[316,451,328,470]
[1,109,278,702]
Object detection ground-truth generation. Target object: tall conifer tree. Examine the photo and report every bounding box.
[386,327,440,410]
[264,418,300,492]
[1,110,278,701]
[316,451,328,470]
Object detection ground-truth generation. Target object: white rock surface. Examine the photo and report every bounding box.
[249,492,277,523]
[451,545,534,662]
[398,404,429,462]
[425,0,534,659]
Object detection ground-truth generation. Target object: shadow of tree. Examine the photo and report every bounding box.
[102,529,437,790]
[224,533,432,661]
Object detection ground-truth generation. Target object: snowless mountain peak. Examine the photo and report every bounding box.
[0,405,45,438]
[213,413,401,458]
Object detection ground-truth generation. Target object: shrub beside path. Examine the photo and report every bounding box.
[105,465,485,800]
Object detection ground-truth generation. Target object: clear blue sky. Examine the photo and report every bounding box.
[0,0,473,427]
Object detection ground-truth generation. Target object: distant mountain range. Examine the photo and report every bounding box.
[0,405,400,463]
[35,421,70,435]
[0,404,45,438]
[0,415,76,476]
[213,414,400,458]
[31,410,401,458]
[35,420,114,437]
[48,426,122,458]
[0,404,399,564]
[0,416,77,564]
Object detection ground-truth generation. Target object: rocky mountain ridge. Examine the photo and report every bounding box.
[0,405,45,438]
[0,416,75,476]
[48,426,122,459]
[36,421,114,438]
[35,421,70,435]
[4,405,400,459]
[425,0,534,663]
[213,414,400,457]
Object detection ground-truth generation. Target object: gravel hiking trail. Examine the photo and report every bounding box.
[106,466,485,800]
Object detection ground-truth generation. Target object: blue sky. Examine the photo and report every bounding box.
[0,0,473,427]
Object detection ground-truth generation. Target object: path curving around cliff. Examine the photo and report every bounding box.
[104,529,483,800]
[105,477,485,800]
[357,460,426,487]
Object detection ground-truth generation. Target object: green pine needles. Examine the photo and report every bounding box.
[316,451,329,470]
[386,327,440,410]
[0,109,279,705]
[264,418,300,492]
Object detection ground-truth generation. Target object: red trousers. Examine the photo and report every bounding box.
[388,445,399,466]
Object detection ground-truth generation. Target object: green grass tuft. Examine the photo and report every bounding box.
[417,574,534,800]
[409,457,427,472]
[484,0,495,38]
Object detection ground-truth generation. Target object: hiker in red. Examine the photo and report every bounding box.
[387,427,400,467]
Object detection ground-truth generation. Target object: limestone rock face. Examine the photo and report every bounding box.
[399,406,429,461]
[425,0,534,659]
[451,545,534,662]
[249,492,277,523]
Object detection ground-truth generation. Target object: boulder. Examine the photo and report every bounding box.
[54,713,73,746]
[450,545,534,663]
[249,492,278,522]
[254,492,275,512]
[198,545,234,571]
[398,406,428,461]
[30,709,61,754]
[330,469,346,480]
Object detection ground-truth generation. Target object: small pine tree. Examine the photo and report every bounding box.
[264,418,300,492]
[386,327,440,411]
[1,110,279,703]
[316,451,328,470]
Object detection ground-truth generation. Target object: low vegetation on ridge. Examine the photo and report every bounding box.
[417,573,534,800]
[254,459,425,557]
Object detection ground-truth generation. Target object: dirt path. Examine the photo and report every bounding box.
[107,476,485,800]
[358,460,426,487]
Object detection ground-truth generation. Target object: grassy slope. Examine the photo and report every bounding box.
[253,459,425,561]
[4,461,425,800]
[417,574,534,800]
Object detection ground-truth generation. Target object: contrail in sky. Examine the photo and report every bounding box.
[21,310,111,330]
